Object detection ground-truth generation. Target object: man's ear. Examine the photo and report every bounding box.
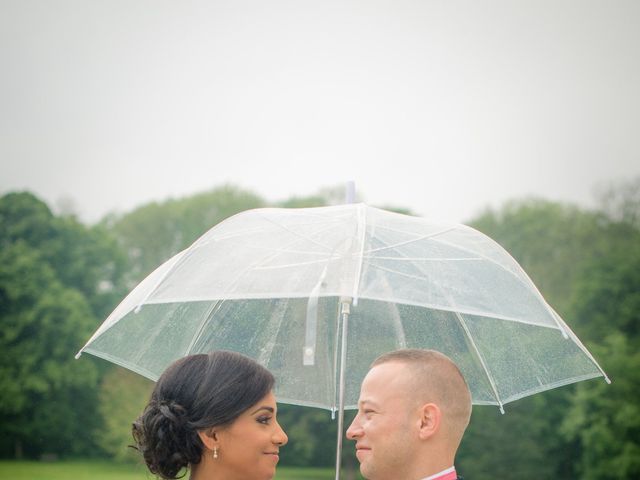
[418,403,441,440]
[198,428,219,451]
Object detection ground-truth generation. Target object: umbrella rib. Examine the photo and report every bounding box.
[207,221,346,302]
[194,206,352,244]
[184,299,223,356]
[550,310,611,383]
[360,225,546,318]
[82,348,161,381]
[257,212,336,252]
[428,233,546,297]
[367,261,431,284]
[501,372,607,405]
[365,221,529,294]
[253,256,342,270]
[364,232,503,409]
[362,256,484,262]
[367,220,535,292]
[351,203,367,303]
[363,228,503,411]
[198,224,276,244]
[362,227,458,254]
[246,246,333,256]
[364,262,563,330]
[132,250,191,313]
[370,221,457,238]
[452,310,505,413]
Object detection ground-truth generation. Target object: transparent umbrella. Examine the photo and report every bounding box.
[76,203,609,479]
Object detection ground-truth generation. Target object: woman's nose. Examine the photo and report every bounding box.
[274,421,288,445]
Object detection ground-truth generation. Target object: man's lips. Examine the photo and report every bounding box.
[356,447,371,463]
[355,445,371,458]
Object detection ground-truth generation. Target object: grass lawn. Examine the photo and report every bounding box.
[0,460,340,480]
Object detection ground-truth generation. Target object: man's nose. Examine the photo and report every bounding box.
[346,415,362,440]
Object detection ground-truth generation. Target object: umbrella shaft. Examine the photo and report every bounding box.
[335,299,351,480]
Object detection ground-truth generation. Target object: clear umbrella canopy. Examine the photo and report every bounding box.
[78,203,608,414]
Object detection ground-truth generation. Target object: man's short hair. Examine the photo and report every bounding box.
[372,349,472,447]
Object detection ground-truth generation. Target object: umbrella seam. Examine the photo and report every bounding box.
[257,211,336,252]
[362,263,559,329]
[183,299,223,356]
[133,248,191,312]
[501,372,605,405]
[551,312,611,383]
[362,227,458,255]
[351,204,367,304]
[82,348,160,381]
[136,294,564,330]
[453,310,505,413]
[429,232,551,311]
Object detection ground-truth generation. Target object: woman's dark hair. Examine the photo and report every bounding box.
[131,350,275,479]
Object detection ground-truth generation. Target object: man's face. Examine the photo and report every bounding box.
[346,362,418,480]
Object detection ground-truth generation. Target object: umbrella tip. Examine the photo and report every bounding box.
[74,351,82,360]
[604,375,612,385]
[345,181,355,204]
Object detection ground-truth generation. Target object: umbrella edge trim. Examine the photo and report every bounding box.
[81,348,161,382]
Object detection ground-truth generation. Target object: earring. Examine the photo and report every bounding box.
[213,446,219,459]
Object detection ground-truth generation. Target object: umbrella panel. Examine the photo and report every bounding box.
[83,297,603,410]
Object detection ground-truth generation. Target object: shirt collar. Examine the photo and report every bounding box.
[421,466,457,480]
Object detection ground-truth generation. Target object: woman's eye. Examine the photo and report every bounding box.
[257,416,272,425]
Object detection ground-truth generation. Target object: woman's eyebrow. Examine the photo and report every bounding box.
[250,406,275,415]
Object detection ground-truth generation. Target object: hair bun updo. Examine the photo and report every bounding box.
[132,351,275,480]
[132,399,202,479]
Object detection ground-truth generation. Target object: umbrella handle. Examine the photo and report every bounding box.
[334,298,351,480]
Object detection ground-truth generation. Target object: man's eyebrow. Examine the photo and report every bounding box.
[358,399,381,409]
[250,406,275,415]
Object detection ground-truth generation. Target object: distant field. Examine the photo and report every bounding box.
[0,460,339,480]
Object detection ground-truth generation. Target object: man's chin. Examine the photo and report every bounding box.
[359,462,374,479]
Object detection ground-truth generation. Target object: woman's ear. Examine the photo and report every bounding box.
[198,429,219,450]
[418,403,441,440]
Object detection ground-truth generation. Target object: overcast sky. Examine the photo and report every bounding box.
[1,0,638,224]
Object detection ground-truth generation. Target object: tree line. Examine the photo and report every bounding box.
[0,181,638,479]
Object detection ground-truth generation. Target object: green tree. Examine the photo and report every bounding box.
[0,191,128,458]
[0,243,101,457]
[596,176,640,229]
[562,334,640,479]
[107,185,266,283]
[456,198,617,478]
[559,217,640,479]
[95,368,153,462]
[470,198,610,313]
[0,192,128,319]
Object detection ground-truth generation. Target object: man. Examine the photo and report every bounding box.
[346,349,472,480]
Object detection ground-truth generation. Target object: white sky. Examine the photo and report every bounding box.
[1,0,638,224]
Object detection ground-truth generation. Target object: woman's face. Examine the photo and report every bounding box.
[214,391,288,480]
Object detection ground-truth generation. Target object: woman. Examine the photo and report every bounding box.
[132,350,288,480]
